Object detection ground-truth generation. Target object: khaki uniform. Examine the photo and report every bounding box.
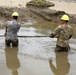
[5,20,20,47]
[51,24,73,52]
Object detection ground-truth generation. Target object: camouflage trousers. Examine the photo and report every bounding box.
[55,45,70,52]
[5,39,18,47]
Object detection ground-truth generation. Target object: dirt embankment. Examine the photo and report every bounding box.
[0,6,38,26]
[0,0,76,26]
[26,0,76,24]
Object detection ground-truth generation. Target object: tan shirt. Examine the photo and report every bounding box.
[51,24,73,47]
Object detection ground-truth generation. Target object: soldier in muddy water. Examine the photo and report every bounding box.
[5,12,21,47]
[50,14,73,52]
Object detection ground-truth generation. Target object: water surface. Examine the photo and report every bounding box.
[0,21,76,75]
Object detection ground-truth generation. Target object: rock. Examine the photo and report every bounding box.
[26,0,55,8]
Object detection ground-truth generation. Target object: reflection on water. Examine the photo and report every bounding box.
[49,52,70,75]
[0,19,76,75]
[5,47,20,75]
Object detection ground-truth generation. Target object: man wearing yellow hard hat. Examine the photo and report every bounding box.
[5,12,21,47]
[50,14,73,52]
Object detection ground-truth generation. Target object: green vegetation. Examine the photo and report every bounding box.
[26,0,55,7]
[26,0,46,7]
[37,0,45,7]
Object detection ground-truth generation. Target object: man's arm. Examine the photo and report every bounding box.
[50,25,61,38]
[4,22,8,37]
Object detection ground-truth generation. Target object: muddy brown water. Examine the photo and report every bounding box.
[0,0,76,75]
[0,20,76,75]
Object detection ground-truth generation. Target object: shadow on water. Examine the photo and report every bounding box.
[5,47,20,75]
[49,52,70,75]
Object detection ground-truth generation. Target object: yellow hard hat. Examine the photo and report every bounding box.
[12,12,19,17]
[61,14,69,21]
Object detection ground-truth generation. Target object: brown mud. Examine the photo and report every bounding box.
[0,0,76,26]
[26,0,76,24]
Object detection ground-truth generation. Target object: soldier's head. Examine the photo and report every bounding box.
[12,12,19,20]
[61,14,69,24]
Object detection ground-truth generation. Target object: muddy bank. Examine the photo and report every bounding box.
[0,0,76,26]
[0,6,39,26]
[26,0,76,24]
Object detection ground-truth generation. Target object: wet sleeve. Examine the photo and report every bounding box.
[4,22,8,36]
[5,22,8,34]
[16,23,21,32]
[50,26,61,38]
[18,23,21,30]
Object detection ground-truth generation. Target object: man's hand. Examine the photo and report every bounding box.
[4,33,6,37]
[50,33,54,38]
